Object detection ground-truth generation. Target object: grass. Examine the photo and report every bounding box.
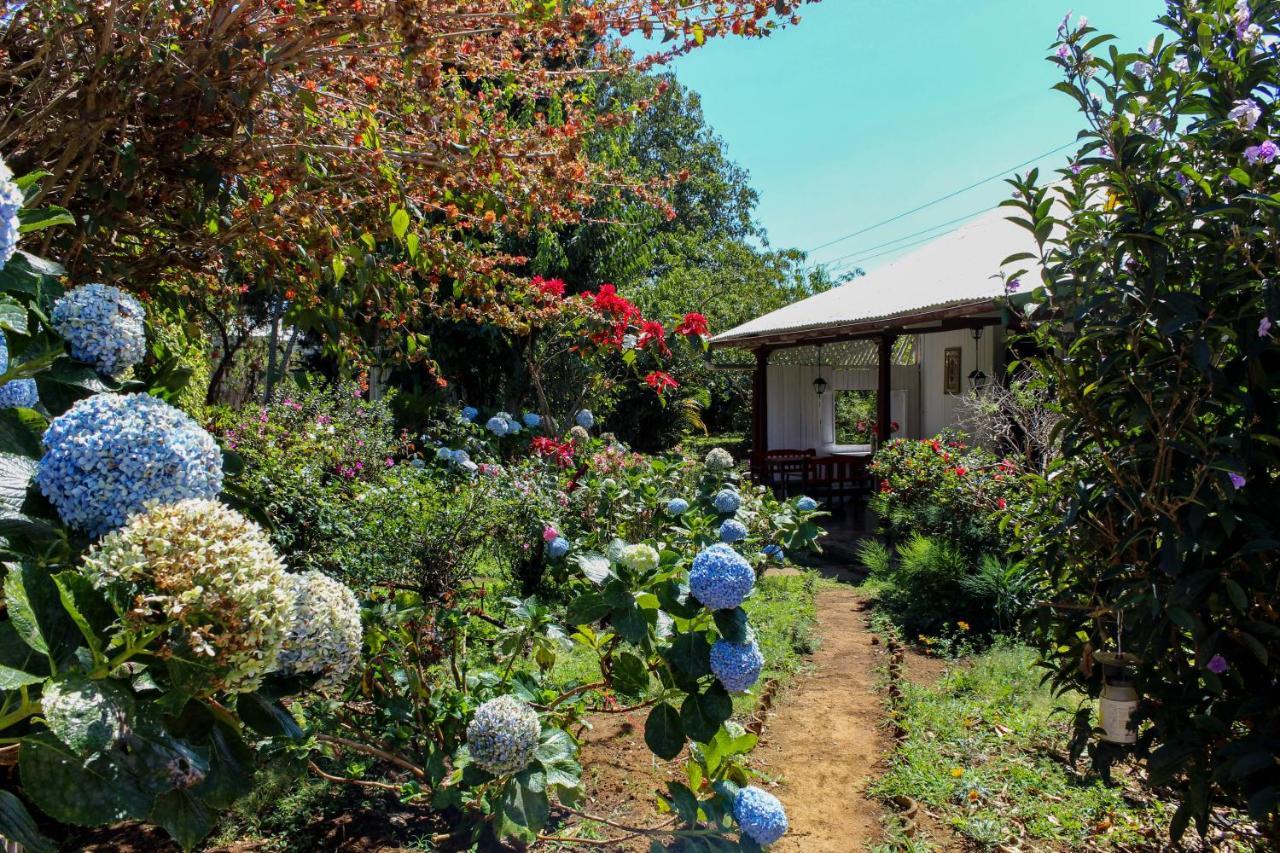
[870,643,1173,851]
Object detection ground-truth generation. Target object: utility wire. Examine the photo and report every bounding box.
[824,232,949,273]
[816,205,991,271]
[806,139,1077,256]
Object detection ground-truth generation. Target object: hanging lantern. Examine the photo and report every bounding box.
[968,327,988,392]
[813,345,827,397]
[1095,650,1140,745]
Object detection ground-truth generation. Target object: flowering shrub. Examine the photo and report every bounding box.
[37,393,224,536]
[710,637,766,693]
[690,544,756,610]
[50,283,146,377]
[1005,1,1280,835]
[83,499,293,693]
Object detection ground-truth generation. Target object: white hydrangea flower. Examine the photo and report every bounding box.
[466,695,541,776]
[0,157,22,270]
[704,447,735,472]
[275,571,363,692]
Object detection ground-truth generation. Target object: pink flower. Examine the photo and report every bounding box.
[385,457,394,467]
[543,526,559,542]
[1260,317,1273,338]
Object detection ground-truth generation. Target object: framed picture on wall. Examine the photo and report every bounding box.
[943,346,962,395]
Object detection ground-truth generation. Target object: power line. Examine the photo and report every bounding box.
[823,232,950,274]
[805,139,1077,256]
[816,205,990,270]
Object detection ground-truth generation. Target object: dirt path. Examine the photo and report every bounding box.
[752,580,889,852]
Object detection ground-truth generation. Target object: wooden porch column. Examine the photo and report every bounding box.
[876,333,897,444]
[751,347,770,476]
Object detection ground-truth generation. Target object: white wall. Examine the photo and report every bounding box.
[917,326,1003,437]
[763,327,1003,450]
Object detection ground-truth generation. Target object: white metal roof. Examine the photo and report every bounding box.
[712,205,1041,348]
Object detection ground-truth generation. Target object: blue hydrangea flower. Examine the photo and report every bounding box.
[435,446,454,461]
[720,519,748,543]
[486,416,509,436]
[36,393,224,536]
[451,449,471,465]
[667,497,689,515]
[51,283,147,376]
[522,412,541,428]
[0,332,8,373]
[0,379,37,409]
[575,409,594,429]
[713,488,741,514]
[711,637,764,693]
[0,158,22,270]
[461,406,479,422]
[733,785,788,845]
[795,496,818,512]
[548,536,571,559]
[762,544,784,562]
[689,543,754,610]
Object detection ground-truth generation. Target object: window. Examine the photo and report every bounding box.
[834,390,876,445]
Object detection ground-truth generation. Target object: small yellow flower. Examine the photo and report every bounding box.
[950,767,964,778]
[957,621,971,632]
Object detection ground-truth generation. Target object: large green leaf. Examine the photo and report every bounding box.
[610,650,649,698]
[0,790,55,853]
[40,674,132,757]
[17,206,74,234]
[149,789,212,852]
[191,722,256,809]
[236,692,303,740]
[534,728,580,791]
[680,684,732,744]
[666,631,712,678]
[0,408,45,458]
[0,296,27,336]
[19,733,153,826]
[3,563,79,662]
[52,571,114,656]
[501,768,550,832]
[644,702,685,760]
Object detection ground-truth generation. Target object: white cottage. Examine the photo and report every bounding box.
[711,204,1042,488]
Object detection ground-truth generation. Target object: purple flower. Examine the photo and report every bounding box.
[1057,44,1071,60]
[1070,160,1083,175]
[1131,61,1155,80]
[1229,99,1262,131]
[1207,654,1229,675]
[1006,277,1022,293]
[1261,316,1274,337]
[1229,472,1247,490]
[1245,140,1278,164]
[1057,9,1073,38]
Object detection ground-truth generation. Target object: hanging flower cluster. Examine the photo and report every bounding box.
[466,695,542,776]
[0,333,37,409]
[719,518,748,543]
[274,570,364,691]
[36,393,224,536]
[710,637,765,693]
[689,543,755,610]
[51,283,147,377]
[81,499,294,694]
[733,786,789,845]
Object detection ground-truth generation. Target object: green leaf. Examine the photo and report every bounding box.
[332,256,346,284]
[390,207,410,239]
[52,571,114,657]
[0,407,46,458]
[149,789,212,852]
[20,732,153,826]
[573,552,613,585]
[502,768,550,831]
[17,206,74,234]
[713,608,750,644]
[610,651,649,699]
[192,722,256,809]
[564,591,612,626]
[667,632,712,678]
[0,661,43,690]
[235,692,302,740]
[534,728,580,790]
[680,685,732,744]
[4,567,46,654]
[40,674,132,757]
[644,702,685,760]
[0,296,27,335]
[0,790,56,853]
[665,781,700,826]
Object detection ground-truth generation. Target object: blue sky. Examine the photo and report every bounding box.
[659,0,1166,275]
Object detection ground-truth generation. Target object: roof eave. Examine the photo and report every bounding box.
[710,300,1004,351]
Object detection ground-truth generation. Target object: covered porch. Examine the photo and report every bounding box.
[710,204,1038,506]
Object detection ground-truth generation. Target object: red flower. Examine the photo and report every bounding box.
[645,370,679,395]
[590,284,639,320]
[997,498,1007,510]
[929,439,942,454]
[638,319,669,355]
[953,466,968,477]
[880,479,892,493]
[533,275,566,299]
[890,420,900,433]
[676,312,709,337]
[532,436,574,467]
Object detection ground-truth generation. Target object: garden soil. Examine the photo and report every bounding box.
[751,582,888,852]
